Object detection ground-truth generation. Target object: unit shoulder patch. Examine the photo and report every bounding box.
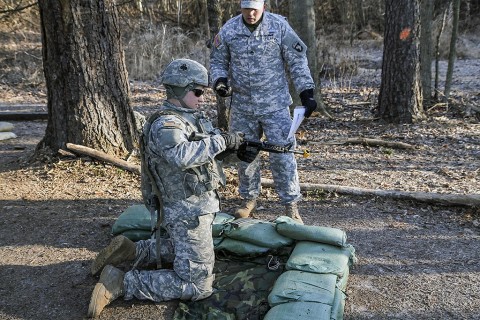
[292,42,304,52]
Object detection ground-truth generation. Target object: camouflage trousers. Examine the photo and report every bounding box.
[123,213,215,302]
[229,106,301,204]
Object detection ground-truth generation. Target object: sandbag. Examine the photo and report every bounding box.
[286,241,356,278]
[275,216,347,247]
[0,122,14,132]
[212,212,236,237]
[268,270,337,307]
[0,132,17,141]
[263,301,332,320]
[214,237,271,256]
[331,287,346,320]
[111,204,154,235]
[222,218,293,249]
[120,229,152,242]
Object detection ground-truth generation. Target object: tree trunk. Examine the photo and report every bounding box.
[434,6,448,101]
[444,0,460,101]
[206,0,228,130]
[288,0,329,117]
[377,0,424,123]
[37,0,138,157]
[419,0,433,108]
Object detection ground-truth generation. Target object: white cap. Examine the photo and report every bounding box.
[241,0,265,10]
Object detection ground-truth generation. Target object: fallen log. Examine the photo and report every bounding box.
[61,144,478,207]
[261,178,480,207]
[66,143,140,175]
[310,138,415,150]
[0,112,48,121]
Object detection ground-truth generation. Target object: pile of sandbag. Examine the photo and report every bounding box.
[214,215,356,320]
[264,216,356,320]
[111,205,356,320]
[0,122,17,141]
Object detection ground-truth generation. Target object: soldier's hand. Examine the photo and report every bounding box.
[221,132,244,150]
[237,142,259,163]
[214,77,232,97]
[300,89,317,118]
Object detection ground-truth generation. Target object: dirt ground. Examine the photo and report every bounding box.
[1,52,480,320]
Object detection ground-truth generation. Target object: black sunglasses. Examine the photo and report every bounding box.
[192,89,205,97]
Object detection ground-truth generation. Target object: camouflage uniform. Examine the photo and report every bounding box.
[125,101,227,302]
[210,11,315,204]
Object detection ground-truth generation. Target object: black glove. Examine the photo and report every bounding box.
[237,142,260,163]
[299,89,317,118]
[221,132,244,150]
[214,77,232,97]
[215,149,235,161]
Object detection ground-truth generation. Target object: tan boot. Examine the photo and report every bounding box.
[285,202,304,224]
[234,199,257,218]
[87,265,125,318]
[91,235,136,276]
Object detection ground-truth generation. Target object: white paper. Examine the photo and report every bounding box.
[287,106,305,140]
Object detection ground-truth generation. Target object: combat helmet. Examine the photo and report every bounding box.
[161,59,208,100]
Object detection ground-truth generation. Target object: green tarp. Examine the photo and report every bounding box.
[173,253,289,320]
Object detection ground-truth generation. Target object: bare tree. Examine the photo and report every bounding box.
[288,0,329,117]
[420,0,434,108]
[444,0,460,101]
[377,0,424,123]
[433,2,449,101]
[37,0,138,157]
[206,0,229,130]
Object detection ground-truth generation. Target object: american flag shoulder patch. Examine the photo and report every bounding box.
[163,121,182,129]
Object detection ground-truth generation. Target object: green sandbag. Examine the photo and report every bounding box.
[263,302,332,320]
[286,241,356,278]
[275,216,347,247]
[0,132,17,141]
[331,287,346,320]
[0,122,14,132]
[222,218,293,249]
[212,212,236,237]
[120,229,152,241]
[111,204,154,235]
[336,266,350,291]
[214,237,271,256]
[268,270,337,307]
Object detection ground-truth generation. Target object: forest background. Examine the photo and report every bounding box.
[0,0,479,319]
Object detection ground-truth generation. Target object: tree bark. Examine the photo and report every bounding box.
[377,0,424,123]
[37,0,138,157]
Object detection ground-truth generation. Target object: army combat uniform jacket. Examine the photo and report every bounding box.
[210,11,315,115]
[123,101,227,302]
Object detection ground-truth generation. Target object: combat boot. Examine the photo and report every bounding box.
[91,235,136,276]
[87,265,125,318]
[234,199,256,218]
[285,202,304,224]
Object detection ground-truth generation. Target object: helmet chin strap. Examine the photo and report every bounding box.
[165,84,195,109]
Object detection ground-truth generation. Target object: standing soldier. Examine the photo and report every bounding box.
[87,59,248,318]
[210,0,317,223]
